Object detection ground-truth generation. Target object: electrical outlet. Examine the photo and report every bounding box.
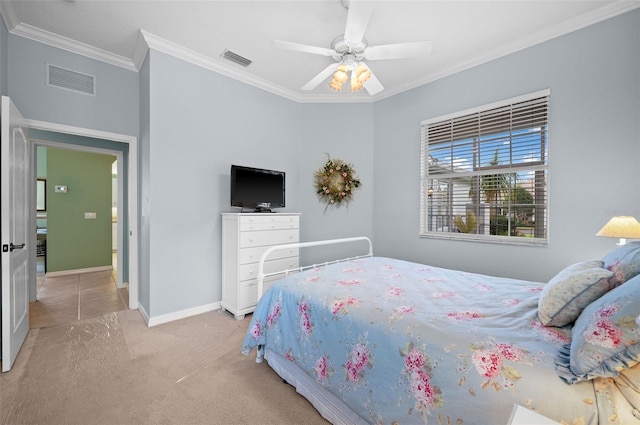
[84,212,97,219]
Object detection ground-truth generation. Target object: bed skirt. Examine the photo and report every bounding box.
[265,348,368,425]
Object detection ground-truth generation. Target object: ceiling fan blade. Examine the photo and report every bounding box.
[363,40,433,60]
[274,40,336,57]
[344,0,373,45]
[302,62,340,91]
[363,67,383,95]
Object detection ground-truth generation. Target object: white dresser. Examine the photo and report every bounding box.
[221,213,300,319]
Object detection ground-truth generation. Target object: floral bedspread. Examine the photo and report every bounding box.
[241,257,599,424]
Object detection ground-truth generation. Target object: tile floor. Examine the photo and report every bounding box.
[30,256,129,329]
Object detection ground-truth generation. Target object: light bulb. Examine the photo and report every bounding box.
[356,65,371,83]
[333,65,349,83]
[329,79,343,91]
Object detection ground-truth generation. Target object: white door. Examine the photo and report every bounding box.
[1,96,30,372]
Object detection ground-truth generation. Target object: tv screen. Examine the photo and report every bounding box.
[230,165,285,212]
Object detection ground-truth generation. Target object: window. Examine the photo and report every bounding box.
[420,90,549,244]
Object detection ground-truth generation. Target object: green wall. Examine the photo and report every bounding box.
[47,148,114,272]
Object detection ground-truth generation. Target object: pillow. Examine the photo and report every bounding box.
[537,260,615,327]
[555,275,640,384]
[602,241,640,285]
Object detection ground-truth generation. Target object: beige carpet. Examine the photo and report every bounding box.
[0,309,330,425]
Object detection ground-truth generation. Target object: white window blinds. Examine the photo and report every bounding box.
[420,90,549,244]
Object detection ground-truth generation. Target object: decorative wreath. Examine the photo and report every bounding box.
[314,156,361,207]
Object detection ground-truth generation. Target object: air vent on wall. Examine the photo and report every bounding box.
[46,64,96,96]
[221,49,252,67]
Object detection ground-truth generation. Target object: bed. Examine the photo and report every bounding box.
[241,237,640,424]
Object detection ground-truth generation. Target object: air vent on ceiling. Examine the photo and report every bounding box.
[221,49,252,67]
[46,64,96,96]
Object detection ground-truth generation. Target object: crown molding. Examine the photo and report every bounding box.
[132,30,149,71]
[139,30,301,102]
[9,22,137,71]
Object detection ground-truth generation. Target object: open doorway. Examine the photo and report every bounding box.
[24,119,139,314]
[30,145,126,328]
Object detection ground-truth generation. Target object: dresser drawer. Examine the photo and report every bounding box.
[239,245,299,265]
[240,229,299,248]
[239,256,300,282]
[237,275,282,310]
[239,215,299,231]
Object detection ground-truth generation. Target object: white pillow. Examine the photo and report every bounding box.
[537,260,615,327]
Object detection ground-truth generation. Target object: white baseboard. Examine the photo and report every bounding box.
[137,304,150,326]
[145,302,221,327]
[45,265,113,278]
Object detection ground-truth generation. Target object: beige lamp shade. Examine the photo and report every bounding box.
[596,216,640,245]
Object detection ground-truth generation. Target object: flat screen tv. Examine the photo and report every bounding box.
[230,165,285,212]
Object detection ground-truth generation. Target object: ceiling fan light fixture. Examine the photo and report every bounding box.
[276,0,431,95]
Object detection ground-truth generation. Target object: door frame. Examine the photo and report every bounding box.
[26,119,138,309]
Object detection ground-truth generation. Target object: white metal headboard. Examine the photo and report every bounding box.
[256,236,373,302]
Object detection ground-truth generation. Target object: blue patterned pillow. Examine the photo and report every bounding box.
[602,241,640,285]
[556,275,640,384]
[538,260,615,327]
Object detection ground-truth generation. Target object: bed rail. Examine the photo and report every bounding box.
[256,236,373,303]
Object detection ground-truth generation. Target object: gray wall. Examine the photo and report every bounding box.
[0,17,7,96]
[7,35,138,137]
[298,103,375,263]
[139,54,151,316]
[143,49,308,317]
[373,9,640,282]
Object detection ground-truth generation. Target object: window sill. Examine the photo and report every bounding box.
[420,232,548,247]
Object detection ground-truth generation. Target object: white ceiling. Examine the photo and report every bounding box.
[2,1,639,103]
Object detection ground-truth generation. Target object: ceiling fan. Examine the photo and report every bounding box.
[274,0,432,95]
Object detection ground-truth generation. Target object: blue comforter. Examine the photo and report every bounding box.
[241,256,600,424]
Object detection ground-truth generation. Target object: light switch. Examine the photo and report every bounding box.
[55,185,67,193]
[84,212,97,219]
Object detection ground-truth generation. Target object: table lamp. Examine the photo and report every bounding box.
[596,216,640,246]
